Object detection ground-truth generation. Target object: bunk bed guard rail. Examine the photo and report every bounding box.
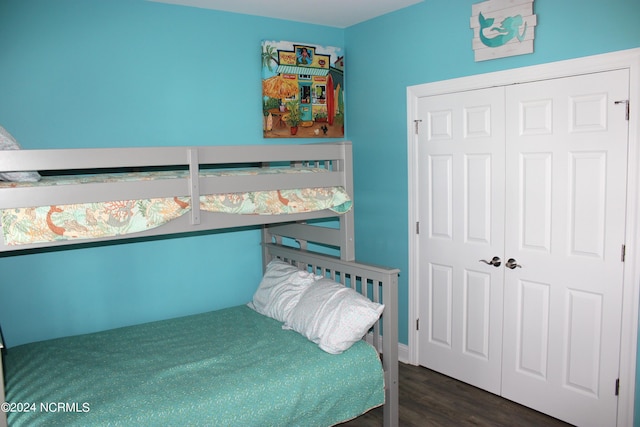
[0,142,355,257]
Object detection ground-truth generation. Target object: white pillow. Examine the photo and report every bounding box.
[249,259,319,323]
[0,125,41,182]
[284,278,385,354]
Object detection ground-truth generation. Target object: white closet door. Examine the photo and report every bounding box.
[417,87,505,393]
[416,69,630,427]
[501,69,629,427]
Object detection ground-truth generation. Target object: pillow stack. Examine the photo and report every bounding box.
[249,259,320,323]
[250,259,385,354]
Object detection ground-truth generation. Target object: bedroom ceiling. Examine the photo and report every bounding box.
[149,0,424,28]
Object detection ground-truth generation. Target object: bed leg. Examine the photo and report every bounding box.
[382,272,399,427]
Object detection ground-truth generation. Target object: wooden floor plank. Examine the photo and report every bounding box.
[340,363,573,426]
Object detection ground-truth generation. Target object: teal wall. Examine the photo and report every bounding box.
[2,0,640,422]
[346,0,640,346]
[343,0,640,424]
[0,0,344,346]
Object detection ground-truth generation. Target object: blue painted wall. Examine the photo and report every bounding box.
[343,0,640,423]
[0,0,344,345]
[2,0,640,422]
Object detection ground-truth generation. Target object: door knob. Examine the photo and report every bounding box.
[506,258,522,269]
[479,256,501,267]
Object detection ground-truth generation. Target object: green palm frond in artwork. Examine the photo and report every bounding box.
[261,44,278,72]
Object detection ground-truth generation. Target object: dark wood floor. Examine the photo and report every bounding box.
[340,363,574,427]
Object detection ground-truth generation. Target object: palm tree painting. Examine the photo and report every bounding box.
[262,40,344,139]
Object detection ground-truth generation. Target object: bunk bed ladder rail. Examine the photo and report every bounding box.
[264,243,399,427]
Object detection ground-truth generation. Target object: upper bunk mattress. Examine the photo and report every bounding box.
[0,167,352,246]
[3,305,384,427]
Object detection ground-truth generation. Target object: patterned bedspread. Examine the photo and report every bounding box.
[0,168,352,245]
[4,305,384,427]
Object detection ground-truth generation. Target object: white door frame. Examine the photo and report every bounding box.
[407,48,640,427]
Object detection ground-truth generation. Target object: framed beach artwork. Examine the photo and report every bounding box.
[262,40,344,138]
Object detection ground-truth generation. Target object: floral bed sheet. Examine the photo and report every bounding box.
[0,168,352,246]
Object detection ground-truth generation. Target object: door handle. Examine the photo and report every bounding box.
[505,258,522,269]
[479,256,501,267]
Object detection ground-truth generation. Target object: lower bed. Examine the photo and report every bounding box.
[3,305,384,426]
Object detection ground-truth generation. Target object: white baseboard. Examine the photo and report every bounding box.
[365,333,412,365]
[398,343,410,364]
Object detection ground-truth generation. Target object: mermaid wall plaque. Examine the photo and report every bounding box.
[471,0,537,61]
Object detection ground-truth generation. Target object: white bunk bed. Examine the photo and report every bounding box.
[0,141,399,427]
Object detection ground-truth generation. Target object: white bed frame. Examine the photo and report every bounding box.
[0,141,399,427]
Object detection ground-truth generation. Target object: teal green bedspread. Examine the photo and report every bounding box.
[4,305,384,426]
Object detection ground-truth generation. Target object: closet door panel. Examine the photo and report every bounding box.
[428,155,453,239]
[565,289,603,396]
[516,279,550,379]
[464,269,491,359]
[428,263,453,347]
[417,87,505,394]
[502,69,629,427]
[465,154,492,244]
[569,151,607,258]
[519,153,552,252]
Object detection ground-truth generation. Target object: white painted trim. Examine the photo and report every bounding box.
[398,343,410,364]
[406,48,640,427]
[364,333,410,364]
